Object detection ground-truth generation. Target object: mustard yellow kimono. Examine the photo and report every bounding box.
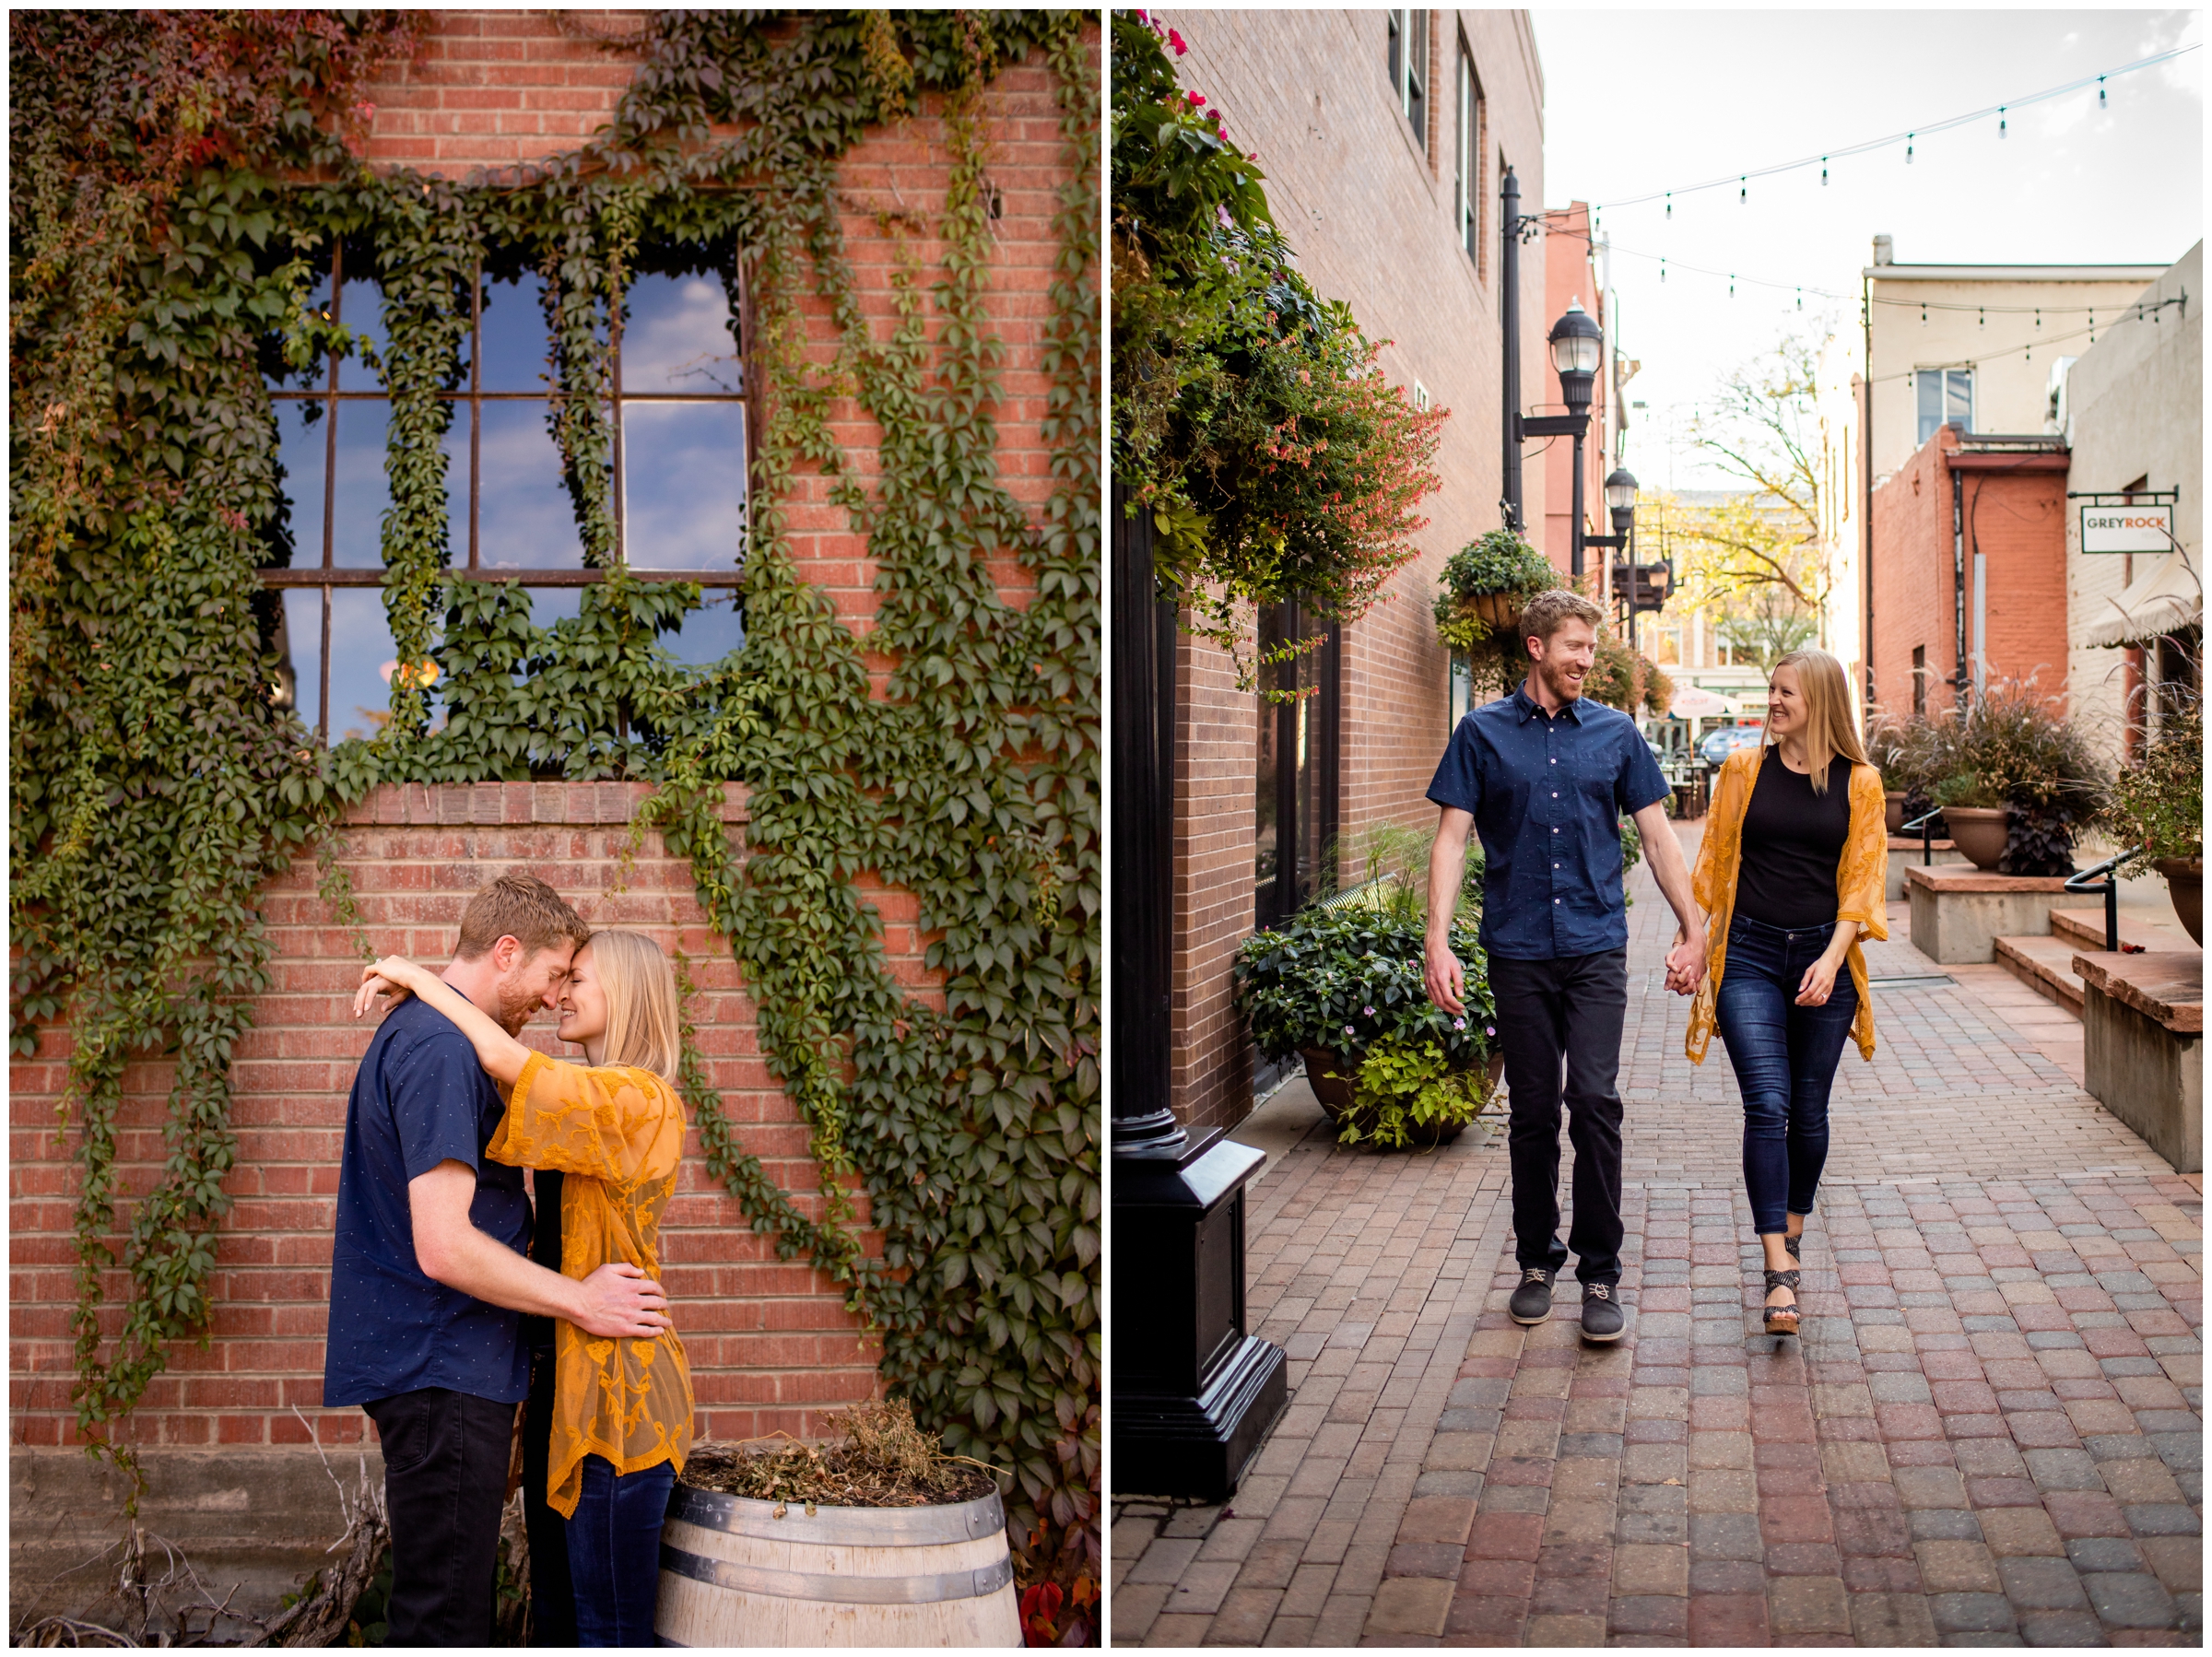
[1684,746,1888,1065]
[487,1051,693,1519]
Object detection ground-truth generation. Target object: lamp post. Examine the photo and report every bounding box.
[1587,465,1638,624]
[1108,483,1288,1503]
[1516,300,1603,576]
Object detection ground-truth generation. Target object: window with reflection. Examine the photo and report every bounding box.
[1255,602,1342,931]
[259,240,751,743]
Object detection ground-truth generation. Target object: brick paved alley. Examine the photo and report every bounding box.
[1112,828,2202,1646]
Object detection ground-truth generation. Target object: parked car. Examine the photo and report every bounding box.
[1698,724,1766,767]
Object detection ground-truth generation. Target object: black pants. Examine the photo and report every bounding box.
[1488,948,1629,1286]
[522,1346,580,1646]
[364,1386,517,1647]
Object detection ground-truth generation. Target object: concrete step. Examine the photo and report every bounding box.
[2050,906,2194,955]
[1995,934,2086,1015]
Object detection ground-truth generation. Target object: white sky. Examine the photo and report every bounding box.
[1530,8,2205,491]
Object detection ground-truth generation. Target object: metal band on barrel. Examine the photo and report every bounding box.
[658,1542,1015,1605]
[664,1484,1006,1546]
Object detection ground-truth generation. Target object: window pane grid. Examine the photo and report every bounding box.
[262,249,749,744]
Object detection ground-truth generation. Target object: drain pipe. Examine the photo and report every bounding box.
[1500,166,1523,532]
[1950,453,1968,711]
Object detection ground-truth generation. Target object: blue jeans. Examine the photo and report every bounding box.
[565,1453,676,1647]
[1713,914,1859,1236]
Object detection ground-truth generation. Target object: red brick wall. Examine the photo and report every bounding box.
[1160,12,1547,1133]
[10,783,889,1455]
[1869,426,2069,719]
[10,12,1096,1608]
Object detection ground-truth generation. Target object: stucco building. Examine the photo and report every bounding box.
[1156,9,1547,1131]
[2058,242,2203,761]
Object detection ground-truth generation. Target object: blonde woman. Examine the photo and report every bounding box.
[357,931,694,1646]
[1681,649,1888,1337]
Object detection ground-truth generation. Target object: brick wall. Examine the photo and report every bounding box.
[1160,11,1546,1131]
[1869,426,2070,720]
[11,9,1097,1622]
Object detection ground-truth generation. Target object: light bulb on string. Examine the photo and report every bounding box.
[1795,289,1803,311]
[1979,308,1985,329]
[1739,176,1747,205]
[1665,193,1672,219]
[1729,275,1735,298]
[1820,157,1829,185]
[1921,302,1928,326]
[1906,134,1914,164]
[1660,258,1666,284]
[1998,108,2007,139]
[2099,76,2107,110]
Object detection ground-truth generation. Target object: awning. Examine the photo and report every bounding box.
[2086,548,2204,648]
[1668,684,1746,719]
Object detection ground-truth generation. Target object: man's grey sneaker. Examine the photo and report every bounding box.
[1509,1267,1554,1325]
[1580,1282,1625,1342]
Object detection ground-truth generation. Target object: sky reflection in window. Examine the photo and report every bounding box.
[328,587,418,744]
[620,402,746,570]
[270,402,327,570]
[479,272,553,393]
[623,273,740,394]
[478,403,586,570]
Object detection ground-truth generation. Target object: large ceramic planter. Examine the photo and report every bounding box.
[1298,1048,1502,1148]
[2151,856,2204,946]
[1884,792,1908,837]
[1942,806,2008,872]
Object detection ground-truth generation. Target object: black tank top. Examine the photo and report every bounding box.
[1735,748,1853,929]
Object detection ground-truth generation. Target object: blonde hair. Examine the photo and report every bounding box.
[583,930,683,1084]
[1769,647,1869,793]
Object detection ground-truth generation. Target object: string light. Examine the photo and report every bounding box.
[1729,274,1735,298]
[1795,288,1803,311]
[2099,75,2107,109]
[1921,302,1928,326]
[1998,107,2007,139]
[1820,156,1829,184]
[1906,133,1915,163]
[1665,192,1672,219]
[1739,176,1747,204]
[1660,258,1666,283]
[1979,307,1985,329]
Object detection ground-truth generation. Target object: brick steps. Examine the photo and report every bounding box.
[1995,934,2087,1013]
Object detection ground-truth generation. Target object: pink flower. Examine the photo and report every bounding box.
[1453,1018,1466,1030]
[1169,28,1187,54]
[1187,90,1206,107]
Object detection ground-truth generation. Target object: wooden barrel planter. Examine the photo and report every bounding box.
[655,1481,1020,1647]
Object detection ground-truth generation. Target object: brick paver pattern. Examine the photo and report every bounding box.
[1112,833,2202,1646]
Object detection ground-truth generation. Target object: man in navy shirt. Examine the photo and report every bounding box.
[1425,590,1705,1341]
[324,871,669,1645]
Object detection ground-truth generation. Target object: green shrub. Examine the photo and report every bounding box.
[2104,702,2203,862]
[1335,1031,1492,1150]
[1232,907,1491,1070]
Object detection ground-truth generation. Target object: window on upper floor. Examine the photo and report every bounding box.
[260,239,750,744]
[1915,367,1972,447]
[1387,11,1428,150]
[1454,34,1485,267]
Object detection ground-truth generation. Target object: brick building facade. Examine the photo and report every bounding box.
[1867,424,2070,721]
[10,10,1095,1622]
[1157,10,1547,1131]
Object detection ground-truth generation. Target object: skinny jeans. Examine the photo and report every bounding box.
[566,1452,677,1647]
[1713,914,1859,1235]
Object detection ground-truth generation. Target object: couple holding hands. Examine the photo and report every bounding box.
[1421,589,1888,1342]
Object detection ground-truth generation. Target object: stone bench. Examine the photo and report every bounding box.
[2073,951,2203,1174]
[1885,835,1966,902]
[1905,864,2069,964]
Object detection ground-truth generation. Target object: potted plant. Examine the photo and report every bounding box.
[1435,529,1559,699]
[1867,717,1941,836]
[1233,832,1497,1149]
[1929,770,2009,871]
[661,1401,1022,1646]
[1919,681,2108,875]
[2103,702,2203,944]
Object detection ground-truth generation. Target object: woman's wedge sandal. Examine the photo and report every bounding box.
[1763,1268,1802,1335]
[1783,1230,1804,1264]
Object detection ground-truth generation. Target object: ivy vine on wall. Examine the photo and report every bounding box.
[10,6,1100,1617]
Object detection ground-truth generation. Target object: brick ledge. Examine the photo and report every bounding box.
[340,781,747,828]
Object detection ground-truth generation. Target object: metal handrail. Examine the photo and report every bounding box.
[2063,846,2147,955]
[1901,806,1945,867]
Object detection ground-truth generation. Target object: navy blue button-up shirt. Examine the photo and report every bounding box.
[1427,682,1671,961]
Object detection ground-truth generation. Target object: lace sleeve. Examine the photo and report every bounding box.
[484,1052,682,1191]
[1836,764,1889,939]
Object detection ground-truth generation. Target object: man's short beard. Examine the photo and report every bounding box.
[1535,652,1583,702]
[493,976,542,1036]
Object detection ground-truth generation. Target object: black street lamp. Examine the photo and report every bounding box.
[1108,484,1288,1503]
[1516,300,1604,576]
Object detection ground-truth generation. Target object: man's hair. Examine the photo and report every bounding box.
[1520,589,1604,652]
[454,871,590,963]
